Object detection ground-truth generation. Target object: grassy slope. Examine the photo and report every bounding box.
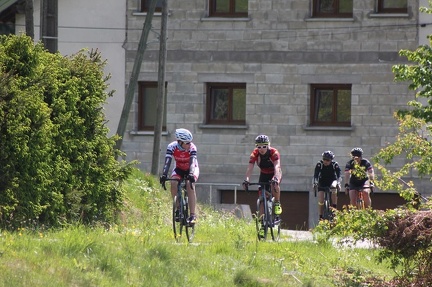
[0,169,395,287]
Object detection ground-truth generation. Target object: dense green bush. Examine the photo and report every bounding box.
[0,34,134,229]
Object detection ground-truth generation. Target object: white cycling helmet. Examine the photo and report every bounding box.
[351,147,363,157]
[175,128,193,142]
[255,135,270,145]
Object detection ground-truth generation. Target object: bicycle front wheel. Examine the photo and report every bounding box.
[270,221,281,242]
[323,198,333,221]
[184,195,195,243]
[255,198,262,240]
[256,198,269,241]
[172,195,183,242]
[270,198,281,242]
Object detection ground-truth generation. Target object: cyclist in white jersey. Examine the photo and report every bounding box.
[160,128,199,223]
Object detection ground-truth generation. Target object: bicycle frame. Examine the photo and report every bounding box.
[315,186,334,221]
[246,181,280,241]
[350,183,373,210]
[162,176,195,243]
[357,189,365,210]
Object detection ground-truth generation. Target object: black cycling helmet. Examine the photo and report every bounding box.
[351,147,363,157]
[255,135,270,145]
[322,150,335,160]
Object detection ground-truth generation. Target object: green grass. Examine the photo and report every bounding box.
[0,169,395,287]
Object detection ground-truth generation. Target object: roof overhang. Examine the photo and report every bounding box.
[0,0,18,14]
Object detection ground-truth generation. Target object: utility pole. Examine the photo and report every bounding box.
[151,0,168,175]
[24,0,34,39]
[40,0,58,53]
[115,0,159,155]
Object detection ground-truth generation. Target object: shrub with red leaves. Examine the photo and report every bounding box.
[376,210,432,286]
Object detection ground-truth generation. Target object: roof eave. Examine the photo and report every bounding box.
[0,0,18,14]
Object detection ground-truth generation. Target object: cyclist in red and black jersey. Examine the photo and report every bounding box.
[160,128,199,224]
[243,135,283,216]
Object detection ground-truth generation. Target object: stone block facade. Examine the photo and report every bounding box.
[122,0,427,226]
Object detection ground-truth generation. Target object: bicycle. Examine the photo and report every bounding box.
[349,182,374,210]
[245,180,281,241]
[161,176,195,243]
[314,185,334,221]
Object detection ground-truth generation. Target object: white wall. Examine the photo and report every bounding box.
[15,0,126,136]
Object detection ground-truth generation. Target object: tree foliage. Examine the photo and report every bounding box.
[314,4,432,286]
[0,34,134,229]
[373,28,432,202]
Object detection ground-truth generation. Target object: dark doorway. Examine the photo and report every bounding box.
[337,192,406,210]
[221,190,309,230]
[221,190,407,230]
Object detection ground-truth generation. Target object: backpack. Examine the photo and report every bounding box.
[315,160,339,182]
[317,160,337,172]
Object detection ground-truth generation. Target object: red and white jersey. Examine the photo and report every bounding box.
[165,141,198,172]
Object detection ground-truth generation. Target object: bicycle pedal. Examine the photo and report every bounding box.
[186,220,195,226]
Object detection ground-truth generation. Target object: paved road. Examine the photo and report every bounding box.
[281,229,376,248]
[281,229,314,241]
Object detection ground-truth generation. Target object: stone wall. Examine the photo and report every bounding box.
[122,0,427,210]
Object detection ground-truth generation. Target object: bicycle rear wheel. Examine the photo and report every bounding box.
[184,196,195,243]
[172,195,183,242]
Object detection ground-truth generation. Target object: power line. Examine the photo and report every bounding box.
[14,21,431,44]
[14,21,431,33]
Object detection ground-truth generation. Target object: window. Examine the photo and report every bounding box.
[312,0,353,18]
[0,22,15,35]
[310,84,351,127]
[377,0,407,13]
[209,0,248,18]
[0,6,16,35]
[140,0,162,12]
[138,82,167,131]
[206,83,246,125]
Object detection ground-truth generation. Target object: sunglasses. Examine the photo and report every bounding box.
[182,141,191,145]
[323,158,331,162]
[256,145,268,149]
